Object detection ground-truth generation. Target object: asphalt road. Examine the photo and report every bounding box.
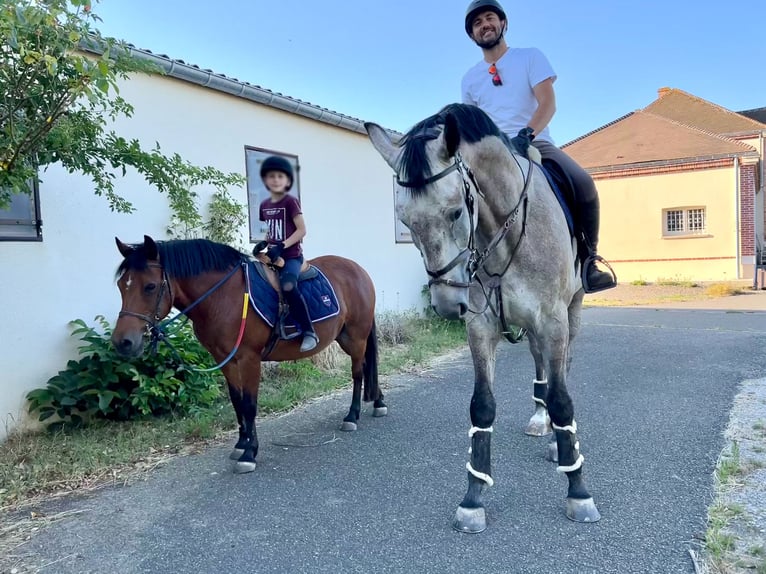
[18,307,766,574]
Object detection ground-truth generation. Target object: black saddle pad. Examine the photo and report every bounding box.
[539,159,576,236]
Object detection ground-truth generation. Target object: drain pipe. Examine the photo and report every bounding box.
[735,156,741,280]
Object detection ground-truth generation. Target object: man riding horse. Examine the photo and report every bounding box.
[461,0,616,293]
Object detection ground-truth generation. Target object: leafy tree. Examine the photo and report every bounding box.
[0,0,244,217]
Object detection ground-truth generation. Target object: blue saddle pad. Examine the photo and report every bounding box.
[246,261,340,328]
[537,161,575,236]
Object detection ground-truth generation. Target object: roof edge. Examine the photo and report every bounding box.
[586,153,753,174]
[80,39,401,138]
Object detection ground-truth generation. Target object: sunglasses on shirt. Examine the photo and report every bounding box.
[489,63,502,86]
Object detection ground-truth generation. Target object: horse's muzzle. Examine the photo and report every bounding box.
[430,284,469,320]
[111,332,146,358]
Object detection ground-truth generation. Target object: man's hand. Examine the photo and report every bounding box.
[510,127,535,159]
[266,241,285,262]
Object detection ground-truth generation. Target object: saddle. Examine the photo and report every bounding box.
[250,247,338,358]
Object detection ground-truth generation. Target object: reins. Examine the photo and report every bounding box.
[120,261,250,372]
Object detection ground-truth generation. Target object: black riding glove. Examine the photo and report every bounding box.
[510,127,535,159]
[266,241,284,262]
[252,240,268,255]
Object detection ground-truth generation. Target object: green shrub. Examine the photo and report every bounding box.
[27,316,222,426]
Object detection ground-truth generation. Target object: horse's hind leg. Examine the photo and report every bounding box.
[545,327,600,523]
[525,335,552,437]
[453,317,501,534]
[342,353,363,431]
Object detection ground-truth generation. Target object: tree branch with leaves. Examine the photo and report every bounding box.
[0,0,245,236]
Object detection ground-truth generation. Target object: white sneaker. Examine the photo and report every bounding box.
[300,332,318,352]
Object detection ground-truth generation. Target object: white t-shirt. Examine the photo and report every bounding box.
[461,47,557,144]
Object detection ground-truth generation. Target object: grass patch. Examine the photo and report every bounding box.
[656,276,699,288]
[705,283,744,297]
[629,279,649,286]
[0,313,466,511]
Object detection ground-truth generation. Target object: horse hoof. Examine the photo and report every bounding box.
[566,497,601,523]
[229,448,245,460]
[234,461,256,474]
[452,506,487,533]
[545,441,558,463]
[524,415,552,437]
[372,406,388,417]
[340,421,358,432]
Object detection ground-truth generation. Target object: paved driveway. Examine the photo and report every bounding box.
[18,306,766,574]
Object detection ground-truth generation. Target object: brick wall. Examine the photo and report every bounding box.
[740,162,756,257]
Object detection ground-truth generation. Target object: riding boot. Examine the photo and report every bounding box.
[579,198,617,293]
[285,288,318,352]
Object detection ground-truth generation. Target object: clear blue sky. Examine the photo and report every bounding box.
[95,0,766,144]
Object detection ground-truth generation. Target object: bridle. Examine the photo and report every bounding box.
[118,263,173,329]
[118,262,247,370]
[397,151,533,289]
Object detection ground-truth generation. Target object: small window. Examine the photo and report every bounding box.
[244,147,300,244]
[663,207,706,237]
[0,180,42,241]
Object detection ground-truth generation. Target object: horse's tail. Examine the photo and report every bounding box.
[362,319,380,402]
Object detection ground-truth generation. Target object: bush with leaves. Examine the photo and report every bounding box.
[27,316,222,426]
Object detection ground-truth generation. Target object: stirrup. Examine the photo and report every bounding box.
[300,332,318,352]
[581,255,617,294]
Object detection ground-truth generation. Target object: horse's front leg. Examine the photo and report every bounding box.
[224,359,261,474]
[546,335,600,523]
[453,317,500,533]
[525,335,552,437]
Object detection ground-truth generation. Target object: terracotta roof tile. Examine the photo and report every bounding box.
[645,88,766,133]
[563,110,757,169]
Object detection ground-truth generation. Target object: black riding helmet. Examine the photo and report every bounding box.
[260,155,294,190]
[464,0,507,36]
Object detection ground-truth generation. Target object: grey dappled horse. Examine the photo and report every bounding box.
[365,103,599,532]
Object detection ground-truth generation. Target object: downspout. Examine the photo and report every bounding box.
[735,156,741,280]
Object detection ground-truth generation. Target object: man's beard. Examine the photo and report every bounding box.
[474,26,505,50]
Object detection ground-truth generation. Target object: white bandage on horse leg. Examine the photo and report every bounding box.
[533,378,548,406]
[466,462,495,487]
[552,420,577,434]
[556,454,584,473]
[468,426,493,438]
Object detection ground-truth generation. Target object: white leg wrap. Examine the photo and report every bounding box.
[533,378,548,384]
[468,426,493,438]
[466,462,494,487]
[552,420,577,434]
[557,454,585,473]
[532,397,547,406]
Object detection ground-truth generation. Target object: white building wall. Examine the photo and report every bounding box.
[0,71,426,440]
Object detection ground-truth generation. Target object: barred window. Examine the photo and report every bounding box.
[663,207,706,237]
[0,180,42,241]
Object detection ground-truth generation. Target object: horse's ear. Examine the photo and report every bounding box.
[365,122,399,170]
[444,113,460,158]
[115,237,133,258]
[143,235,159,261]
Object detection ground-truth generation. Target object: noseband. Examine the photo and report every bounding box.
[397,151,532,289]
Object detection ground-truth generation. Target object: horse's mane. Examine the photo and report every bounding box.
[399,103,511,193]
[117,238,246,279]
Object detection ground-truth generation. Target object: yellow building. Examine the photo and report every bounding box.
[564,88,765,284]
